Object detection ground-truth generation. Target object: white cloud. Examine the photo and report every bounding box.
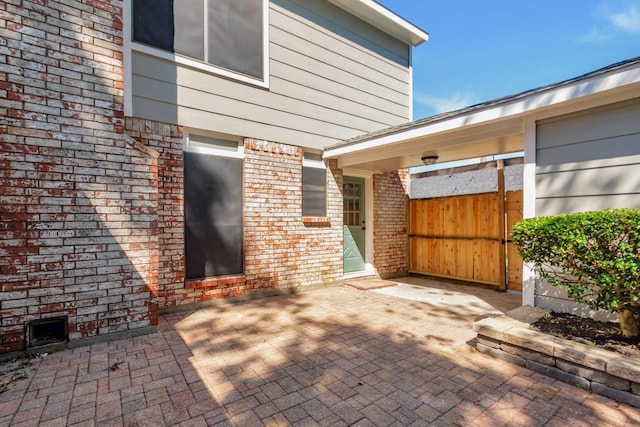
[579,2,640,42]
[608,5,640,33]
[577,27,613,43]
[414,91,476,115]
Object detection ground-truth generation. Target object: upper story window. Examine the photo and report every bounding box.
[132,0,267,83]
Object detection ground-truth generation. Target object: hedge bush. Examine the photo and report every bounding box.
[512,208,640,337]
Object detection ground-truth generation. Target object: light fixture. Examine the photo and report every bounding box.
[421,155,439,165]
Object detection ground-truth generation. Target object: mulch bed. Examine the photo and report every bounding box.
[531,312,640,361]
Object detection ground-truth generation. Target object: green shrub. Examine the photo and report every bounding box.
[512,209,640,338]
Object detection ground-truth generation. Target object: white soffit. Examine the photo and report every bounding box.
[325,59,640,159]
[326,0,428,46]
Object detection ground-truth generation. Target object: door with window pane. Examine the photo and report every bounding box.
[343,177,365,273]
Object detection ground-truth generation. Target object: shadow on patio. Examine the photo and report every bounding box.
[165,281,637,425]
[2,279,639,425]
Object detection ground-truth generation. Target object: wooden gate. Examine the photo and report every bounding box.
[408,190,523,291]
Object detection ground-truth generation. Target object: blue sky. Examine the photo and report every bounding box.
[379,0,640,120]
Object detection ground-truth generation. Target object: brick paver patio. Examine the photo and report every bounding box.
[1,277,639,426]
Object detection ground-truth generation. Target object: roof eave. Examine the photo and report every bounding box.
[326,0,428,46]
[325,57,640,159]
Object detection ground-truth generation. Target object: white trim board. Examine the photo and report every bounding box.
[325,61,640,160]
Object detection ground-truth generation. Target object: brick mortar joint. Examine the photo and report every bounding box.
[245,138,302,157]
[122,134,161,159]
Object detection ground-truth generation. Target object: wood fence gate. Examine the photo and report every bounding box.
[408,190,523,291]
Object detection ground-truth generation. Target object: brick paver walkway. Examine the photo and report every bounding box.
[1,277,639,426]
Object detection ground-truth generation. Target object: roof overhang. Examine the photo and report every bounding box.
[327,0,428,46]
[324,58,640,173]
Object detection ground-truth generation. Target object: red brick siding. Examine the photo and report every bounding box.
[124,119,185,308]
[123,125,345,307]
[0,0,160,354]
[373,170,409,278]
[0,0,411,355]
[244,140,343,292]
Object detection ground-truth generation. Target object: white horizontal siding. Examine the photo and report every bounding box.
[537,162,640,199]
[268,43,408,107]
[270,6,408,87]
[132,71,376,139]
[536,100,640,216]
[535,194,640,217]
[269,73,408,123]
[274,0,409,65]
[130,0,412,150]
[536,134,640,171]
[134,97,346,148]
[535,294,615,322]
[537,100,640,150]
[534,100,640,316]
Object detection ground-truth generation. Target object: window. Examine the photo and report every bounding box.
[343,182,361,225]
[302,152,327,217]
[132,0,266,82]
[184,134,244,280]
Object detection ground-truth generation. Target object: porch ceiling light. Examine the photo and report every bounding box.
[421,155,439,165]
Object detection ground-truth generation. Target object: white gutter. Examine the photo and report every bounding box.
[325,61,640,159]
[326,0,428,46]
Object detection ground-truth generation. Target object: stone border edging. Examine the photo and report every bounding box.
[473,306,640,408]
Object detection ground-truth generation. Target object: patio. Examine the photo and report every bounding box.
[1,277,639,426]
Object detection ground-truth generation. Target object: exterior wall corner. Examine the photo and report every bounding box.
[372,169,409,278]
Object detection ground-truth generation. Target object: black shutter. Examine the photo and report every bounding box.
[132,0,175,52]
[184,152,243,279]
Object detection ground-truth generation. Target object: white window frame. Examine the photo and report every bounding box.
[302,152,327,218]
[302,155,326,170]
[183,130,245,159]
[183,130,245,280]
[123,0,270,116]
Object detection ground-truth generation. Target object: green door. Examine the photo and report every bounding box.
[343,177,365,273]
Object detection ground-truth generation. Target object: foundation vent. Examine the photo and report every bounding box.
[27,317,68,348]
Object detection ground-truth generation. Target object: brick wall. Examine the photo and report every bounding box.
[124,119,184,308]
[244,140,343,293]
[1,0,160,354]
[0,0,411,355]
[373,170,409,278]
[124,123,345,308]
